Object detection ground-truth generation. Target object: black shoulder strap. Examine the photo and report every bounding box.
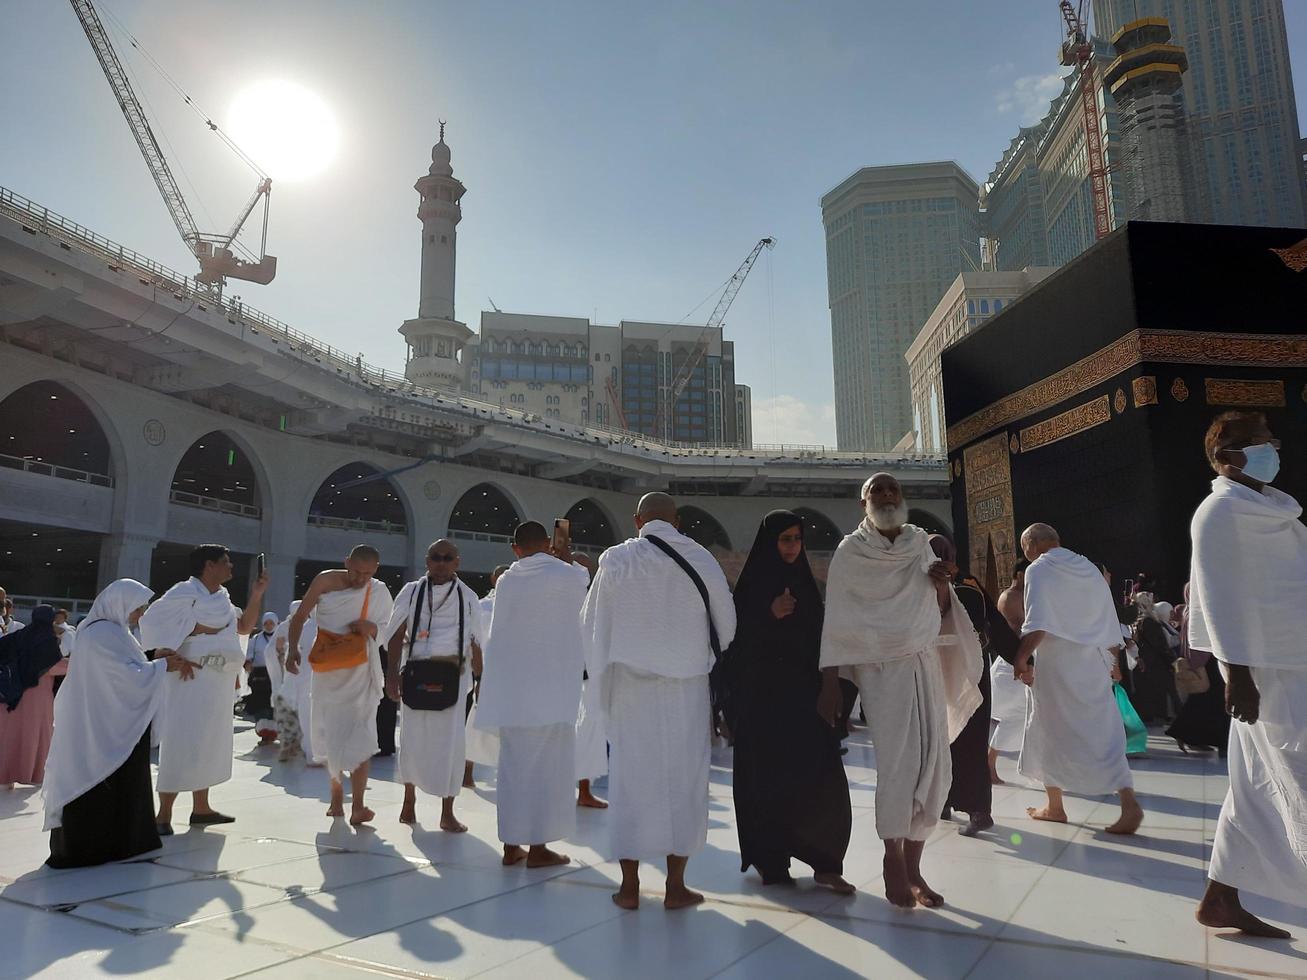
[406,577,428,660]
[645,535,721,661]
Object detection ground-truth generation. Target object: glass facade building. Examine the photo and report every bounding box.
[822,163,982,452]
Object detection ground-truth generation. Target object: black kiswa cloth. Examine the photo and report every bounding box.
[726,510,851,881]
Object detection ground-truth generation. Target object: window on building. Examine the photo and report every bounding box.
[966,300,976,315]
[979,299,989,314]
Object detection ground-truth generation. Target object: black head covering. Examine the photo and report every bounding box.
[731,510,823,639]
[0,604,61,710]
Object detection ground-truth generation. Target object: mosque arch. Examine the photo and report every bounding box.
[0,380,116,485]
[908,508,952,537]
[564,497,618,549]
[169,430,267,519]
[447,482,522,539]
[791,507,843,552]
[677,505,731,551]
[307,461,410,533]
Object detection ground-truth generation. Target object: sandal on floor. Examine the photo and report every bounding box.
[189,812,235,826]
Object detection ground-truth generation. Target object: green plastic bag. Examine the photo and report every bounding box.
[1114,682,1148,755]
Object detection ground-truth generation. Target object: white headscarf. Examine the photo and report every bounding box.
[42,579,167,830]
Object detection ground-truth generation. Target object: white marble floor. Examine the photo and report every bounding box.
[2,722,1305,979]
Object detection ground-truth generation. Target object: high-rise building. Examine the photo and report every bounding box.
[821,163,981,452]
[1103,18,1193,222]
[466,313,750,446]
[904,267,1055,454]
[1093,0,1307,227]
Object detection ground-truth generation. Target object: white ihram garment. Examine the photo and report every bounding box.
[820,521,982,840]
[139,578,244,793]
[476,553,589,845]
[989,656,1028,753]
[43,580,165,830]
[464,592,499,768]
[309,580,394,779]
[575,677,608,781]
[1189,478,1307,906]
[384,577,483,798]
[580,521,736,861]
[1018,548,1132,795]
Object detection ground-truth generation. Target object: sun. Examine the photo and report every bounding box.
[227,80,339,182]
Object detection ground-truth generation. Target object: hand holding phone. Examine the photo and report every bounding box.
[552,518,571,558]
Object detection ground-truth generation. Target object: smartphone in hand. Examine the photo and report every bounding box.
[256,552,267,578]
[552,518,571,554]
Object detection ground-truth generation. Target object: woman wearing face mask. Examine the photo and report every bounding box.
[725,511,854,894]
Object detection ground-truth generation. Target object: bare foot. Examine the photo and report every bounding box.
[526,846,571,868]
[1027,806,1068,823]
[664,884,705,910]
[578,792,608,809]
[398,805,417,825]
[612,885,639,910]
[908,874,944,908]
[1197,893,1291,938]
[814,872,856,895]
[462,775,475,789]
[440,814,468,833]
[502,845,528,866]
[349,807,375,826]
[882,851,916,908]
[326,802,345,818]
[1105,801,1144,835]
[989,768,1006,786]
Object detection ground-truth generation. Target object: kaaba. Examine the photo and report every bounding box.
[941,221,1307,602]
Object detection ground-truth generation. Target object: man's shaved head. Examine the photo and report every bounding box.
[861,472,901,500]
[635,492,679,530]
[1020,523,1060,561]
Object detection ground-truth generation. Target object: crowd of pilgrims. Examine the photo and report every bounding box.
[0,410,1302,936]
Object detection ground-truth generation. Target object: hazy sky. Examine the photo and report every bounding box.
[3,1,1305,446]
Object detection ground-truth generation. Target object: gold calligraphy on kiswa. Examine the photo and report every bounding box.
[963,432,1015,597]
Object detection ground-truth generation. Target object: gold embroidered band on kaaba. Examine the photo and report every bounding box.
[946,330,1307,448]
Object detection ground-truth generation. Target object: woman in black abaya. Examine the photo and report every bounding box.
[726,511,853,893]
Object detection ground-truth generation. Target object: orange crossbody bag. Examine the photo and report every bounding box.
[308,583,372,673]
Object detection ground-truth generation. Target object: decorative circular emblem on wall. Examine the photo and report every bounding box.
[142,419,166,446]
[423,479,442,501]
[1113,388,1127,414]
[952,459,962,478]
[1009,432,1020,454]
[1171,378,1190,402]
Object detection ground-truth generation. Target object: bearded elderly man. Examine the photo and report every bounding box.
[818,473,982,908]
[1190,412,1307,939]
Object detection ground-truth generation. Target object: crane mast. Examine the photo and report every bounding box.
[69,0,277,287]
[1059,0,1112,239]
[654,236,775,443]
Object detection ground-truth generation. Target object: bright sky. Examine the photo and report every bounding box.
[3,1,1305,446]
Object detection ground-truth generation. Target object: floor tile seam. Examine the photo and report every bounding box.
[200,867,591,965]
[698,903,837,980]
[542,871,842,918]
[976,930,1214,974]
[222,945,448,980]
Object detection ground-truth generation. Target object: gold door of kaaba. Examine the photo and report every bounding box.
[962,432,1016,597]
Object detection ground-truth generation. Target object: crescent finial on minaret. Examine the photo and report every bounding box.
[438,119,446,142]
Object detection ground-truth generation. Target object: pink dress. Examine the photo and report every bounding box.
[0,659,67,784]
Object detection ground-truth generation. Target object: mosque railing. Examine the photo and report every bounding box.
[1,186,950,471]
[0,452,114,488]
[446,529,514,546]
[169,489,262,519]
[307,514,408,535]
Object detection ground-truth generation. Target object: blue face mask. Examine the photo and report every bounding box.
[1238,442,1280,485]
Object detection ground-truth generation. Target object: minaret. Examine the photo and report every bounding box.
[400,123,473,390]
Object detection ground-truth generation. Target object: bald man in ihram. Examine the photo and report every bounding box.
[818,473,982,908]
[581,492,736,910]
[1014,523,1143,834]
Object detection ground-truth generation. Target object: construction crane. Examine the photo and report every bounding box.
[1059,0,1111,239]
[650,237,775,442]
[69,0,277,287]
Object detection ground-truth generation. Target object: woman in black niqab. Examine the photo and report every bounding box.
[727,511,853,892]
